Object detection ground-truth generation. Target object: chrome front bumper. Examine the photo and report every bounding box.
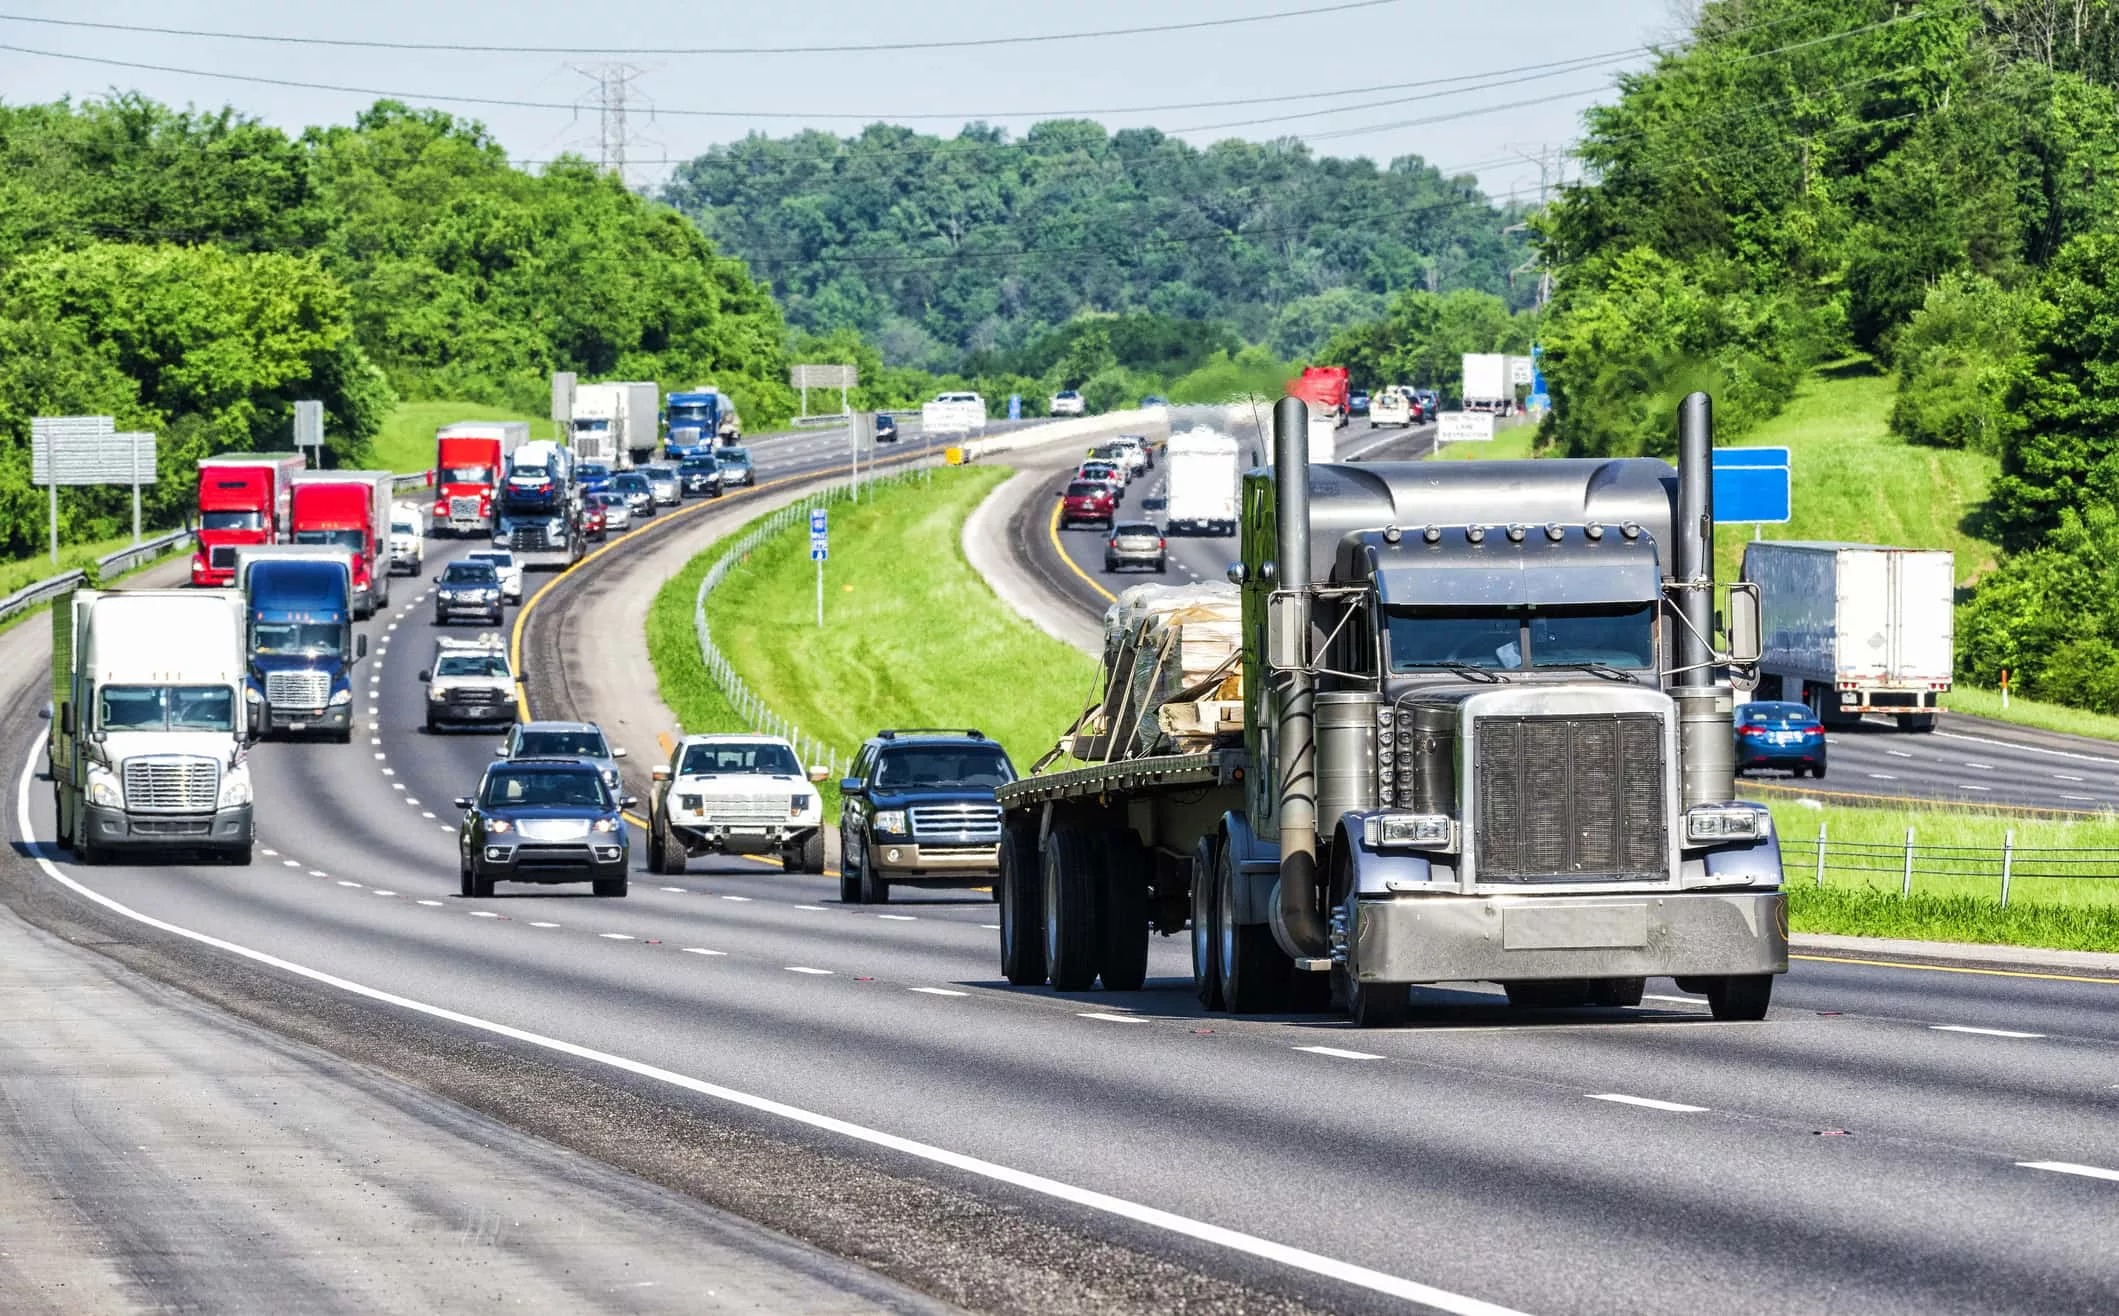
[1348,890,1787,984]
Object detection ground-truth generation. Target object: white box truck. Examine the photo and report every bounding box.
[1163,428,1240,536]
[48,588,256,864]
[1462,352,1513,413]
[571,382,659,468]
[921,391,987,436]
[1742,541,1955,731]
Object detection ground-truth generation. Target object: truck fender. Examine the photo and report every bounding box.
[1331,813,1438,895]
[1216,810,1281,927]
[1692,825,1784,886]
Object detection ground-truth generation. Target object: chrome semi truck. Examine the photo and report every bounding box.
[994,393,1786,1026]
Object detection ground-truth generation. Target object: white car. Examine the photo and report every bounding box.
[466,549,523,603]
[647,734,828,874]
[1050,389,1086,416]
[388,504,424,576]
[1106,435,1151,475]
[421,635,517,733]
[1370,389,1413,428]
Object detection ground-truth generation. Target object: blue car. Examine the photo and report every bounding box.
[576,463,614,496]
[455,758,634,898]
[1734,700,1827,778]
[874,413,898,443]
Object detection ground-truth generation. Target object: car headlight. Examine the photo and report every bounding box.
[1686,804,1769,843]
[329,687,352,706]
[88,770,122,808]
[592,817,619,833]
[487,818,512,834]
[483,589,500,601]
[219,770,253,808]
[872,809,907,834]
[1362,812,1455,850]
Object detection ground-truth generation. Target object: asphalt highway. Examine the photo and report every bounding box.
[6,418,2119,1313]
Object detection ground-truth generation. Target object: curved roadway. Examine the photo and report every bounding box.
[4,420,2119,1313]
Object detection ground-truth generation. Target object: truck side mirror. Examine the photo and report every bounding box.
[356,634,368,660]
[840,777,864,795]
[650,765,670,782]
[1266,590,1310,672]
[611,747,627,758]
[418,670,431,682]
[1724,582,1763,666]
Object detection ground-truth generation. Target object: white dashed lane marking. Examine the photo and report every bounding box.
[1931,1024,2045,1039]
[1867,773,1897,781]
[599,933,633,941]
[794,904,827,911]
[1587,1093,1708,1113]
[469,911,502,919]
[2055,773,2086,782]
[1296,1045,1384,1060]
[910,987,968,997]
[416,899,444,907]
[530,921,560,928]
[785,966,833,975]
[372,890,395,897]
[282,860,300,868]
[1079,1012,1144,1024]
[878,913,916,921]
[722,895,752,903]
[682,948,726,957]
[2020,1161,2119,1182]
[1965,761,1996,770]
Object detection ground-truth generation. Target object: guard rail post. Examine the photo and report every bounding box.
[2001,828,2015,909]
[1814,821,1827,889]
[1901,827,1916,899]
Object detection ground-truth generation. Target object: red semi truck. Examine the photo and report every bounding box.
[191,454,307,588]
[289,471,394,618]
[432,421,528,537]
[1287,366,1351,429]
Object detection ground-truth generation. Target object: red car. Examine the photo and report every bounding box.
[1061,479,1117,528]
[580,500,608,541]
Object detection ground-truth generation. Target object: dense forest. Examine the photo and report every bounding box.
[662,123,1536,370]
[1529,0,2119,710]
[0,97,793,559]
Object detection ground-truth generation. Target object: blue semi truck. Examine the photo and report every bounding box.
[236,550,364,743]
[664,387,739,458]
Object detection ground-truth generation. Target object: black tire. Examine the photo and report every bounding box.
[1706,974,1773,1021]
[1345,972,1411,1028]
[425,716,439,734]
[841,838,868,904]
[1813,761,1827,780]
[1505,981,1594,1009]
[332,727,352,745]
[1190,835,1223,1010]
[998,823,1046,986]
[1097,829,1151,993]
[74,833,100,865]
[1217,847,1291,1013]
[470,867,495,900]
[798,829,825,874]
[1588,977,1646,1008]
[859,857,890,905]
[459,860,475,898]
[652,809,687,875]
[593,876,629,898]
[1043,824,1102,992]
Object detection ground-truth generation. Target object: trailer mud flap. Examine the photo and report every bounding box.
[1502,902,1649,951]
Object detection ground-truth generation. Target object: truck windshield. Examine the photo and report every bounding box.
[668,404,714,424]
[874,747,1014,789]
[294,529,365,551]
[442,466,492,483]
[437,654,509,678]
[201,510,264,531]
[573,420,610,433]
[680,742,801,776]
[1386,605,1657,672]
[99,685,235,732]
[252,622,342,655]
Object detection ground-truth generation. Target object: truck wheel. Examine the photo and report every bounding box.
[1217,846,1291,1013]
[1097,829,1151,992]
[1190,836,1224,1009]
[1588,977,1646,1008]
[1043,824,1102,992]
[1345,974,1410,1028]
[841,842,867,904]
[798,829,825,874]
[1705,974,1773,1021]
[225,844,253,867]
[998,823,1046,986]
[594,876,629,897]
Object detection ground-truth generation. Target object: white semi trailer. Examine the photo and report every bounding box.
[1742,541,1955,732]
[571,382,659,468]
[1163,428,1240,536]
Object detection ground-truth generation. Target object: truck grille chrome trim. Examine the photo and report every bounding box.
[123,756,220,814]
[264,670,330,708]
[449,496,483,520]
[909,803,1003,843]
[1473,713,1666,883]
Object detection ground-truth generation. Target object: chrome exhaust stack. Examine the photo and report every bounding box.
[1271,395,1327,959]
[1673,391,1735,808]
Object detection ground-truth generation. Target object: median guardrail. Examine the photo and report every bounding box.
[93,528,194,580]
[0,569,90,630]
[1787,825,2119,907]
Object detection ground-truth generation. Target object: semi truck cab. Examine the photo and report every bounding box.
[240,556,363,741]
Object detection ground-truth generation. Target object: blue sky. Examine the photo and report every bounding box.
[0,1,1677,200]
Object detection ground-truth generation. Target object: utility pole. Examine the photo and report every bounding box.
[570,63,659,186]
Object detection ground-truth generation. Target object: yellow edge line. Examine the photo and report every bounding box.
[1048,495,1117,604]
[1790,952,2119,985]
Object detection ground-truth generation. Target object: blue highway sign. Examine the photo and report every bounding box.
[1711,448,1791,524]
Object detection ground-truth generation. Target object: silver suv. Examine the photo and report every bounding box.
[1104,521,1167,573]
[498,720,628,792]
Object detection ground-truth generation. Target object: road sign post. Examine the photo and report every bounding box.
[1710,447,1792,539]
[293,399,324,466]
[33,415,142,563]
[791,364,858,424]
[810,507,829,628]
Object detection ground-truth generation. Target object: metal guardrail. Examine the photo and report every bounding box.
[94,528,193,580]
[0,569,89,629]
[1785,826,2119,908]
[692,462,937,779]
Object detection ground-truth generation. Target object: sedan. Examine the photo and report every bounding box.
[580,500,608,541]
[1348,389,1371,417]
[1105,521,1167,573]
[643,465,681,507]
[677,457,723,498]
[609,472,655,517]
[588,490,632,532]
[456,759,633,899]
[1734,700,1827,778]
[718,447,755,487]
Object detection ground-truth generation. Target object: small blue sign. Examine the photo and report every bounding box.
[809,507,827,535]
[1008,394,1022,421]
[1711,448,1792,524]
[811,543,828,561]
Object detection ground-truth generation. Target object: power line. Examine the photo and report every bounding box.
[0,1,1409,57]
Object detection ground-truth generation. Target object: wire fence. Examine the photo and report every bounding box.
[692,461,938,780]
[1783,824,2119,908]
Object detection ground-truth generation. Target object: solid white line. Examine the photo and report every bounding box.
[2019,1161,2119,1182]
[785,966,833,975]
[1295,1045,1384,1061]
[910,987,968,997]
[1586,1093,1709,1113]
[1078,1012,1145,1024]
[1930,1024,2045,1039]
[1938,729,2119,768]
[13,732,1528,1316]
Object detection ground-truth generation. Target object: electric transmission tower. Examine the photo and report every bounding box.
[570,63,660,185]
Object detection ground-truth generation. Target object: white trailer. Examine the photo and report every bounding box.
[48,589,255,864]
[1163,428,1240,536]
[571,382,659,469]
[921,392,987,436]
[1462,352,1513,413]
[1742,541,1955,731]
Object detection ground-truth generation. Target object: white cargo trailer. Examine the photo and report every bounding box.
[1461,352,1513,413]
[1163,428,1240,536]
[1741,541,1954,731]
[570,382,659,468]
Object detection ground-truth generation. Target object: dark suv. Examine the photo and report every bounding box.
[455,758,633,899]
[838,730,1016,905]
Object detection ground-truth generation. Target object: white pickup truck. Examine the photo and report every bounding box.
[648,734,829,874]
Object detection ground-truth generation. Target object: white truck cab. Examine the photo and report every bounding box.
[648,734,828,874]
[388,501,425,576]
[420,634,518,733]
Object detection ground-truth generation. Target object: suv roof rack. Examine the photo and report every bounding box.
[878,728,985,741]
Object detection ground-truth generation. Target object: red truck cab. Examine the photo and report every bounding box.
[192,454,306,587]
[289,472,394,618]
[432,422,527,537]
[1288,365,1351,429]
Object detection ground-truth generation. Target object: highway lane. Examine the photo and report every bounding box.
[9,423,2119,1312]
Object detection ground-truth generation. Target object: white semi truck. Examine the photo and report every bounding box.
[1462,352,1514,413]
[571,382,660,468]
[1742,541,1955,732]
[1163,428,1240,536]
[48,589,256,864]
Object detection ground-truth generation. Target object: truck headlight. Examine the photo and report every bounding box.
[872,809,907,834]
[88,771,122,809]
[1363,812,1454,850]
[1686,804,1769,843]
[329,687,352,706]
[219,770,252,808]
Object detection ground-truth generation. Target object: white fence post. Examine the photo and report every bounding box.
[2001,828,2015,909]
[1901,827,1915,899]
[1814,821,1826,890]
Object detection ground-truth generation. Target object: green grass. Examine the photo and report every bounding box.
[1435,422,1540,460]
[0,532,158,598]
[652,466,1101,794]
[1785,886,2119,953]
[369,399,552,475]
[1711,371,1999,585]
[1941,684,2119,742]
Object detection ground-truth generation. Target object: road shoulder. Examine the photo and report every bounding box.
[1792,931,2119,978]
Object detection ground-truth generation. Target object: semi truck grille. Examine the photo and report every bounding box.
[909,803,1003,843]
[449,496,483,520]
[123,757,219,814]
[209,545,237,570]
[1473,713,1666,883]
[265,670,330,707]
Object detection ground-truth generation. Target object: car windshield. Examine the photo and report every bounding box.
[579,464,610,479]
[873,746,1015,789]
[720,449,750,465]
[437,653,509,678]
[648,469,674,482]
[1386,605,1658,672]
[1066,482,1106,498]
[442,465,492,483]
[613,475,648,491]
[252,621,341,655]
[679,742,802,776]
[592,493,623,507]
[201,509,264,531]
[390,520,419,537]
[483,769,610,809]
[680,460,716,474]
[293,529,364,551]
[99,684,235,732]
[1114,523,1158,537]
[518,729,610,757]
[511,464,548,477]
[470,553,513,569]
[1740,702,1816,724]
[442,564,498,585]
